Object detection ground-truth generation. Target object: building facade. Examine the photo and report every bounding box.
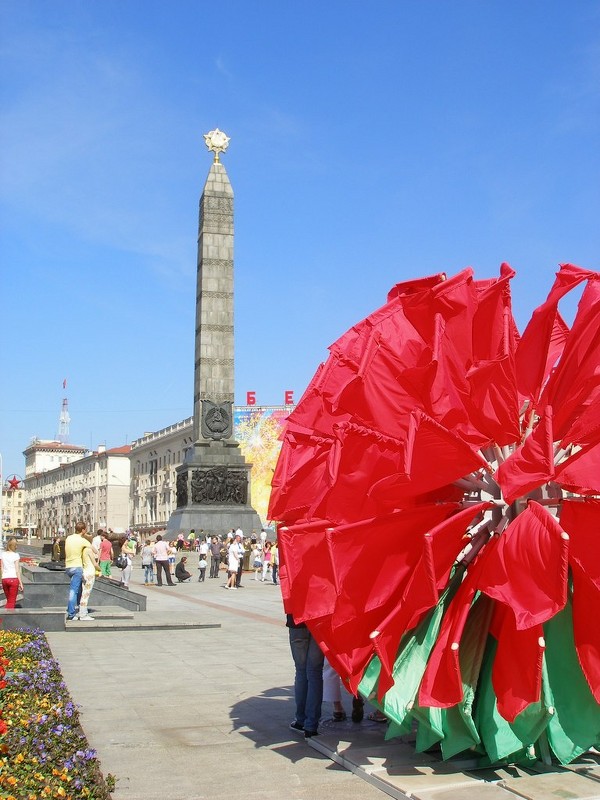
[130,418,195,533]
[23,442,131,539]
[130,406,290,535]
[2,485,25,533]
[19,406,290,539]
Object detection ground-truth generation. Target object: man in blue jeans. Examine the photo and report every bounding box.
[65,521,91,620]
[287,614,324,739]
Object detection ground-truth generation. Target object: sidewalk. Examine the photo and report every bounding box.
[46,556,384,800]
[45,553,600,800]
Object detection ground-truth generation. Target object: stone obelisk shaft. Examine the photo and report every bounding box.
[166,138,261,537]
[193,161,235,443]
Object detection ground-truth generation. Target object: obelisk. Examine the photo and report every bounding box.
[166,130,261,537]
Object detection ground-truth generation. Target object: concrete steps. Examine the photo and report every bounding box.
[65,618,221,632]
[20,564,147,613]
[65,605,220,631]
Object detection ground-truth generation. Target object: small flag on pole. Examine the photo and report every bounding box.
[63,378,67,389]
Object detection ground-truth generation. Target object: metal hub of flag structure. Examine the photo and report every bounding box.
[269,262,600,766]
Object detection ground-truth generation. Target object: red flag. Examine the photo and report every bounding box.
[372,501,493,700]
[495,406,555,505]
[478,502,569,630]
[540,279,600,438]
[418,539,496,707]
[515,263,595,404]
[559,500,600,701]
[491,604,544,722]
[369,409,489,504]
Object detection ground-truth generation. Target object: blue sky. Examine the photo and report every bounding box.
[1,0,599,479]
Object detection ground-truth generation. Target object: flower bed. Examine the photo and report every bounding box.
[0,628,114,799]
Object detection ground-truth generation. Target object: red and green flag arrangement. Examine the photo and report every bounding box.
[269,263,600,766]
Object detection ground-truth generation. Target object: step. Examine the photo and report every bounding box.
[65,618,221,632]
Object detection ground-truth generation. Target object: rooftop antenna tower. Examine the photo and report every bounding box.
[57,378,70,443]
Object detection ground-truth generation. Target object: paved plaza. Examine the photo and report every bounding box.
[45,552,384,800]
[44,550,600,800]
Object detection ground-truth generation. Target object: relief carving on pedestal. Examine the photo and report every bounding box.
[176,471,188,508]
[190,466,248,505]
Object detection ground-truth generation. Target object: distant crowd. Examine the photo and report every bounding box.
[46,525,279,618]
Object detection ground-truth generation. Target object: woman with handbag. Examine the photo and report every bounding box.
[120,535,137,590]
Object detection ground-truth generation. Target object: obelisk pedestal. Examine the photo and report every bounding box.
[166,130,262,538]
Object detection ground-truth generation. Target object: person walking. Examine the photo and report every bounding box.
[198,555,207,582]
[226,537,240,589]
[152,535,175,586]
[78,533,98,620]
[287,614,324,739]
[98,531,114,577]
[209,536,221,578]
[261,541,273,582]
[141,539,154,585]
[65,521,91,620]
[92,528,103,555]
[51,535,62,562]
[251,543,262,581]
[168,542,177,576]
[0,537,23,609]
[271,541,279,585]
[120,535,137,590]
[233,533,246,588]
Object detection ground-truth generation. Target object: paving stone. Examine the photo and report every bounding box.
[501,770,600,799]
[412,784,517,799]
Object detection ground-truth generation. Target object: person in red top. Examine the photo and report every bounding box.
[98,531,114,577]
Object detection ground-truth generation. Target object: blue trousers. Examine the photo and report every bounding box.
[289,626,324,733]
[66,567,83,618]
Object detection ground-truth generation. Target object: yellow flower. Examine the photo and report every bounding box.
[15,752,24,763]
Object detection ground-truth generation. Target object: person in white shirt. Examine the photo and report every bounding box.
[91,529,103,556]
[152,535,175,586]
[0,538,23,608]
[226,534,243,589]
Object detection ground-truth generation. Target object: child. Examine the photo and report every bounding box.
[198,556,207,582]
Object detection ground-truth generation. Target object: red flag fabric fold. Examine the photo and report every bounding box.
[491,604,545,722]
[479,502,569,630]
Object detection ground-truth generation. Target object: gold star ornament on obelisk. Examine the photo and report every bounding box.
[203,128,230,162]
